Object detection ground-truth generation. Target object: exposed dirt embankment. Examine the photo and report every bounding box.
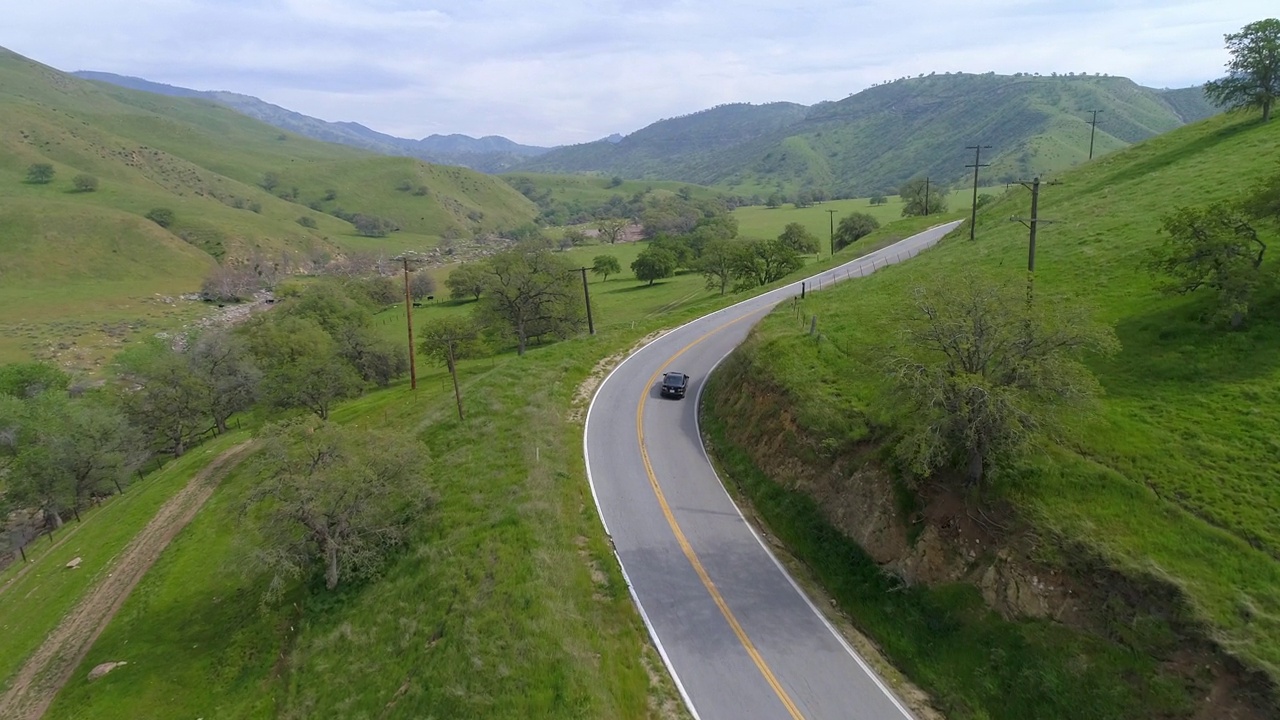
[705,347,1277,719]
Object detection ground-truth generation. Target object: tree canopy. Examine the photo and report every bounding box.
[477,243,585,355]
[631,247,678,286]
[1205,18,1280,122]
[900,178,947,217]
[1148,202,1268,327]
[591,254,622,282]
[833,213,881,251]
[247,419,430,596]
[778,223,820,255]
[885,275,1117,487]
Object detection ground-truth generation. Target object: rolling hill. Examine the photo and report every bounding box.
[72,71,552,173]
[0,46,537,365]
[705,109,1280,716]
[517,73,1219,196]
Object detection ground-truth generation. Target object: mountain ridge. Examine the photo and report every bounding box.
[516,73,1219,196]
[71,71,552,172]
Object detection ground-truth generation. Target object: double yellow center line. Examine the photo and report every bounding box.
[634,312,806,720]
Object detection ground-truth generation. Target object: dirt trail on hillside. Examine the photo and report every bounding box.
[0,441,255,720]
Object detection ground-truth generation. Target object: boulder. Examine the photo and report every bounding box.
[65,557,82,569]
[88,661,127,681]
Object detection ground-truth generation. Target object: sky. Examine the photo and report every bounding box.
[1,1,1274,147]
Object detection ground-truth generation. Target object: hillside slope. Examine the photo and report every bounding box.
[706,110,1280,715]
[0,46,537,364]
[72,71,552,172]
[519,73,1217,196]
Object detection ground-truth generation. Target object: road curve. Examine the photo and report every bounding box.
[584,221,962,720]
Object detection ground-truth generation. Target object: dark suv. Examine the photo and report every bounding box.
[660,372,690,399]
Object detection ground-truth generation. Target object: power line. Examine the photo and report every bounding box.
[965,144,991,241]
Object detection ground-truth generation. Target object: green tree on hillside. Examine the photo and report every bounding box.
[900,178,947,216]
[72,174,99,192]
[419,316,485,421]
[731,239,804,290]
[631,247,678,286]
[247,317,362,419]
[1205,18,1280,122]
[1148,202,1268,327]
[885,275,1117,487]
[145,207,176,228]
[477,243,585,355]
[188,329,260,435]
[25,164,54,184]
[778,223,820,255]
[696,238,744,295]
[833,212,881,250]
[870,195,888,205]
[0,362,69,398]
[247,418,430,595]
[591,254,621,282]
[445,263,487,301]
[114,342,207,457]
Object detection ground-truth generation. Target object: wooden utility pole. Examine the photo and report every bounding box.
[577,267,595,335]
[1010,177,1057,303]
[400,256,417,390]
[826,209,837,256]
[966,145,991,241]
[924,177,931,215]
[1087,110,1102,160]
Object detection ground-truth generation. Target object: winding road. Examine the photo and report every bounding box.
[584,221,962,720]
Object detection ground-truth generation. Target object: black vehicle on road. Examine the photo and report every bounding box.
[660,372,689,399]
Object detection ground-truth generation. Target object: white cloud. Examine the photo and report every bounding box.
[0,0,1274,146]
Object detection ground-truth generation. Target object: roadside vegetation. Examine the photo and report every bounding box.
[703,105,1280,718]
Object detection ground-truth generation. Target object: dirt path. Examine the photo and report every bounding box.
[0,441,255,720]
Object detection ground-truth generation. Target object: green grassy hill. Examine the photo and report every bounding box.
[0,47,537,364]
[706,110,1280,716]
[517,74,1217,198]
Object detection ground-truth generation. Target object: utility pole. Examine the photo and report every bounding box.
[826,209,837,256]
[577,267,595,335]
[400,255,418,390]
[923,177,931,215]
[966,145,991,241]
[1010,177,1058,303]
[1086,110,1102,160]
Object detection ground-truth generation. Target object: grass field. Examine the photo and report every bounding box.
[0,432,248,693]
[33,210,942,718]
[0,50,537,367]
[709,110,1280,694]
[732,191,977,245]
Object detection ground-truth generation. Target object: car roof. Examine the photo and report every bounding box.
[663,372,687,381]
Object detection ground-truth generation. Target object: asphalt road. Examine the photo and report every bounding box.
[584,221,962,720]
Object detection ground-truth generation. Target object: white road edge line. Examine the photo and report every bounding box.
[582,221,962,720]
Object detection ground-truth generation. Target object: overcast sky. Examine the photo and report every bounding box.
[2,1,1273,147]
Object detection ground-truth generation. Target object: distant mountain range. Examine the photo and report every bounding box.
[72,71,553,173]
[76,70,1218,198]
[515,73,1220,196]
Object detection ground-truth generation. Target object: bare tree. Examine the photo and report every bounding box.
[595,217,629,244]
[419,317,485,420]
[409,271,436,301]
